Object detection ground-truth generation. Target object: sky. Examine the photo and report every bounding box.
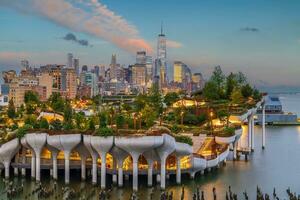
[0,0,300,90]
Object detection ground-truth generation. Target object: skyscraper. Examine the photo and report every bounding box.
[110,54,117,80]
[21,60,29,70]
[73,58,79,76]
[157,23,167,87]
[67,53,73,68]
[136,51,146,64]
[145,56,153,84]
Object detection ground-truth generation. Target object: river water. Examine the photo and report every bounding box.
[1,93,300,199]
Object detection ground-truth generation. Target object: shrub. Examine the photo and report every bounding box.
[183,113,198,125]
[175,135,193,146]
[88,119,95,131]
[197,113,207,124]
[171,124,181,134]
[96,127,114,137]
[39,118,49,129]
[16,124,31,138]
[116,114,125,129]
[223,126,235,136]
[50,119,63,130]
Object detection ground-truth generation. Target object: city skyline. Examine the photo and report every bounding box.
[0,0,300,89]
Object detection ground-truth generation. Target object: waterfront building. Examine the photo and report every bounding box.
[256,96,298,124]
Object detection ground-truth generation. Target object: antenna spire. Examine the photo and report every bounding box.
[161,21,163,35]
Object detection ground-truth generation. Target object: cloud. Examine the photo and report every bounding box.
[63,33,90,47]
[240,27,260,32]
[0,51,30,61]
[0,0,153,54]
[166,40,183,48]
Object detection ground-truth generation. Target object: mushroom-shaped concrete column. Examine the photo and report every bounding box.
[25,133,47,182]
[110,146,128,187]
[115,135,163,191]
[175,142,192,184]
[47,145,59,180]
[75,143,91,181]
[156,134,176,190]
[91,136,114,189]
[0,138,20,179]
[47,134,81,184]
[21,137,35,179]
[144,150,160,187]
[83,135,99,184]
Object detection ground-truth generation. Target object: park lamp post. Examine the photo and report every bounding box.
[180,111,184,126]
[133,113,137,130]
[139,113,143,129]
[209,110,214,135]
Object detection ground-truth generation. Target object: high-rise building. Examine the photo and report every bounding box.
[82,65,88,73]
[136,51,146,64]
[131,64,146,86]
[94,65,100,77]
[61,68,77,99]
[99,65,106,79]
[38,72,53,99]
[110,54,117,80]
[192,73,204,91]
[67,53,73,68]
[83,72,99,97]
[145,56,153,84]
[73,58,79,76]
[157,24,167,87]
[21,60,29,70]
[173,61,192,91]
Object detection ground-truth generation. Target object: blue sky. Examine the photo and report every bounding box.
[0,0,300,88]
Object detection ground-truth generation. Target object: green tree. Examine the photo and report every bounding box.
[211,65,225,94]
[24,115,38,128]
[74,112,85,130]
[164,92,180,106]
[7,99,16,118]
[241,84,253,98]
[116,114,125,129]
[88,118,96,130]
[183,113,198,125]
[98,112,107,128]
[225,73,237,99]
[203,81,220,100]
[24,91,39,104]
[230,88,243,104]
[141,105,157,128]
[236,71,247,86]
[63,101,73,123]
[148,84,163,114]
[49,93,65,112]
[253,88,262,101]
